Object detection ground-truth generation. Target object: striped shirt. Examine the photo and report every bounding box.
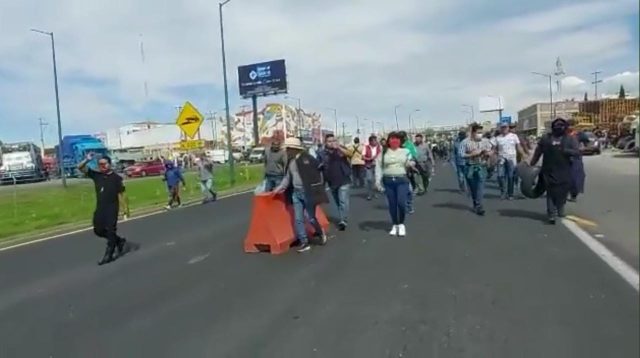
[460,138,493,165]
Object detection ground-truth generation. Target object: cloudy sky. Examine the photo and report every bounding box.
[0,0,638,145]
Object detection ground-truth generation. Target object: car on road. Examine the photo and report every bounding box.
[124,160,165,177]
[248,147,266,163]
[579,131,601,155]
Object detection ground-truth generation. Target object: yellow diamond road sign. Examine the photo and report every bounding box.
[176,101,204,139]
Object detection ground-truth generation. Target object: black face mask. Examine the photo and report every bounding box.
[551,127,566,136]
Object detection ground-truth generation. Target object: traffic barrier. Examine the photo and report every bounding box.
[517,162,545,199]
[244,193,330,254]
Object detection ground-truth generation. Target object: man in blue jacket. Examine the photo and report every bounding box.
[452,130,468,193]
[163,161,186,210]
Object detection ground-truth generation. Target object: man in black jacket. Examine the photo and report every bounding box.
[529,118,580,224]
[274,138,329,252]
[320,134,352,231]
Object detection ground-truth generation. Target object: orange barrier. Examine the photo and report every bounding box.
[244,193,330,254]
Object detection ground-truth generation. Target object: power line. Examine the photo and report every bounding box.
[591,70,603,100]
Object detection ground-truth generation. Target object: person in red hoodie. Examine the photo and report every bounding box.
[363,135,382,200]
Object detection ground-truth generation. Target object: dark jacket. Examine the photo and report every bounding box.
[283,152,329,206]
[320,148,352,189]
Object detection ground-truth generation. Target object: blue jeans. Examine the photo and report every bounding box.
[329,184,350,223]
[383,176,410,225]
[467,166,487,209]
[292,189,323,244]
[497,158,516,197]
[455,164,467,191]
[264,175,284,192]
[406,182,414,210]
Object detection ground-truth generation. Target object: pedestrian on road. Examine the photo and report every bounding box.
[363,135,382,200]
[264,139,287,191]
[462,123,493,216]
[197,154,217,203]
[529,118,581,224]
[414,134,436,195]
[375,132,415,237]
[568,128,588,202]
[78,153,130,265]
[321,134,352,231]
[399,131,418,214]
[163,161,186,210]
[349,137,366,188]
[494,122,527,200]
[452,131,468,193]
[273,137,328,252]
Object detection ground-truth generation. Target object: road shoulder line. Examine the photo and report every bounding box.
[562,219,639,292]
[0,189,253,253]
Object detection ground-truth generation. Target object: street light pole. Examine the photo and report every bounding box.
[461,104,474,124]
[219,0,235,184]
[327,107,338,137]
[532,72,555,121]
[355,115,360,136]
[394,104,401,130]
[409,109,420,135]
[31,29,66,188]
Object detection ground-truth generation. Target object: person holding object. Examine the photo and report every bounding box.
[163,161,186,210]
[273,137,328,252]
[494,122,527,200]
[78,152,130,265]
[462,123,493,216]
[529,118,580,224]
[375,132,415,237]
[348,137,366,188]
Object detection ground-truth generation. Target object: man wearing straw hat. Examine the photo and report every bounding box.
[273,137,329,253]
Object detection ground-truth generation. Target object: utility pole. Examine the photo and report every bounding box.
[342,122,346,145]
[219,0,235,184]
[355,115,360,137]
[38,118,48,156]
[591,71,602,100]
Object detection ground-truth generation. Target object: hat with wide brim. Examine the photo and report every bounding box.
[283,137,304,150]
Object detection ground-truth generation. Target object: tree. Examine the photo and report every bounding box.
[583,92,588,101]
[619,85,626,99]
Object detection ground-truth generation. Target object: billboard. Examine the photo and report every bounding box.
[478,96,505,113]
[237,59,287,99]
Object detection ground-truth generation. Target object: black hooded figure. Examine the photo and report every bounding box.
[529,118,580,224]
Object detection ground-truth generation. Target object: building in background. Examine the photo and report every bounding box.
[516,100,580,136]
[577,98,639,132]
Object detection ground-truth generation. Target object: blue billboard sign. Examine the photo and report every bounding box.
[237,59,288,99]
[499,116,512,126]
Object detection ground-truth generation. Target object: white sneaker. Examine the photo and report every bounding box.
[389,225,399,236]
[397,224,406,237]
[165,205,172,210]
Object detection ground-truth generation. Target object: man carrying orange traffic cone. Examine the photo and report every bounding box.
[273,138,329,253]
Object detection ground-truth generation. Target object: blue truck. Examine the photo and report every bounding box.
[56,135,109,177]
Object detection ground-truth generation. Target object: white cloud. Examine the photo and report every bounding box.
[0,0,638,143]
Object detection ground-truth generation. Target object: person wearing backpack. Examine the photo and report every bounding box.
[348,137,366,188]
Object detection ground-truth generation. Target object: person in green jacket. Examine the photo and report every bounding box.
[399,131,417,213]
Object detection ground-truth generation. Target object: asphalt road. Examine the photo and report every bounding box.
[0,163,637,358]
[567,151,639,270]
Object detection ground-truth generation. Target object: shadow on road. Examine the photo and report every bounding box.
[434,188,462,194]
[497,209,547,223]
[358,220,391,232]
[612,153,639,159]
[432,202,472,212]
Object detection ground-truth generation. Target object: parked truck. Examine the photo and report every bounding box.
[56,135,109,177]
[0,142,47,184]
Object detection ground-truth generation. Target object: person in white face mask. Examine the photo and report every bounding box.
[461,123,493,215]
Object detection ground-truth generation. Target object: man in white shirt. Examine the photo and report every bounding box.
[494,122,526,200]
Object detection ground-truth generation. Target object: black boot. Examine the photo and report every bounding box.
[116,237,130,258]
[98,244,116,266]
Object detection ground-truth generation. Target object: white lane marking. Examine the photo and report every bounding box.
[0,189,253,253]
[188,253,210,264]
[562,219,639,292]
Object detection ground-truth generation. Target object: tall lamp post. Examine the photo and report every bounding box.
[31,29,66,188]
[461,104,474,125]
[532,72,554,121]
[219,0,235,184]
[376,121,385,135]
[327,107,338,137]
[408,109,421,135]
[394,104,402,130]
[284,96,302,138]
